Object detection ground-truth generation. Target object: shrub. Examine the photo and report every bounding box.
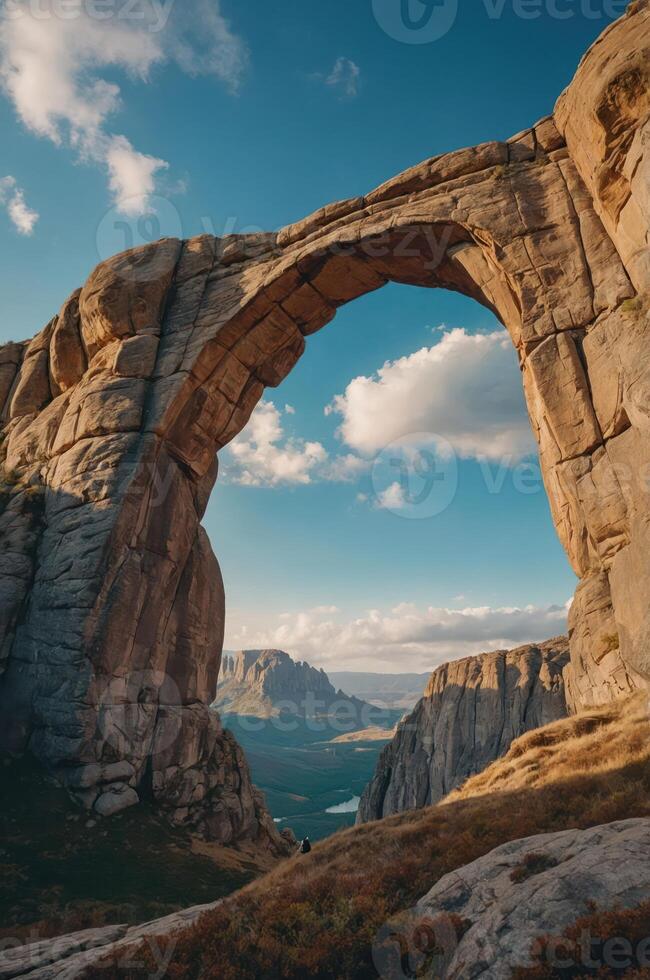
[513,899,650,978]
[510,852,559,884]
[621,297,644,314]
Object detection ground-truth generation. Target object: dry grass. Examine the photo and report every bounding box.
[94,694,650,980]
[447,694,649,804]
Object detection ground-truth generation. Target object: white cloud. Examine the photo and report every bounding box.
[320,452,370,483]
[106,135,168,215]
[375,481,406,511]
[0,175,38,234]
[327,328,535,463]
[223,401,328,487]
[222,400,370,488]
[325,57,361,99]
[227,600,570,673]
[0,0,247,215]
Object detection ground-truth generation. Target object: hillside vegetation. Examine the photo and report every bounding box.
[0,757,269,942]
[97,693,650,979]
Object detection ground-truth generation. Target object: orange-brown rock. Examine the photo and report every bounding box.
[0,3,648,837]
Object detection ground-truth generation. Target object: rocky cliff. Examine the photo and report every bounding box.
[216,649,379,726]
[357,638,570,822]
[0,3,648,838]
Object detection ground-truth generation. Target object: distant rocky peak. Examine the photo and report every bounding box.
[215,648,384,727]
[225,649,336,698]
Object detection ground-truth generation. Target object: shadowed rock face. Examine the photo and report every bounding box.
[0,4,648,837]
[357,639,570,823]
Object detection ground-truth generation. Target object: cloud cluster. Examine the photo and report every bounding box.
[224,400,328,487]
[326,57,361,99]
[327,328,535,462]
[223,327,534,491]
[0,175,38,234]
[0,0,247,215]
[227,600,571,672]
[222,400,373,487]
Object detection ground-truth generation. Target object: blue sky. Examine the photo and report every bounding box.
[0,0,624,670]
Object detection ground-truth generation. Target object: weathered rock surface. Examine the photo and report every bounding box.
[0,902,220,979]
[415,818,650,979]
[216,649,380,725]
[0,4,648,837]
[357,639,569,823]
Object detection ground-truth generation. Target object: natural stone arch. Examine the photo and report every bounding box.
[0,1,648,839]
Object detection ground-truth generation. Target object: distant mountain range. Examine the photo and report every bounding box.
[327,671,430,710]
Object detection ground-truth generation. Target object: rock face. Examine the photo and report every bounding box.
[217,649,378,724]
[357,639,570,822]
[0,5,648,832]
[414,818,650,979]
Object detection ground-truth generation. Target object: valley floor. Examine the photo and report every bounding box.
[224,715,398,840]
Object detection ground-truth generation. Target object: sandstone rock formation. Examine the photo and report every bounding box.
[357,639,569,822]
[216,649,380,725]
[413,818,650,979]
[0,3,648,833]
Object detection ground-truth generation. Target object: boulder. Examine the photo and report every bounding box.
[414,818,650,979]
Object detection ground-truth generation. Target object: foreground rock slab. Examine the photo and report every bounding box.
[416,818,650,979]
